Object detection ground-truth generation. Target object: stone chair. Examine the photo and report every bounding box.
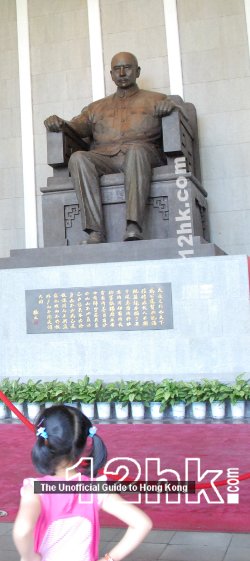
[41,95,209,246]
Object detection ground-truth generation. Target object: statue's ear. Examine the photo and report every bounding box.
[137,66,141,78]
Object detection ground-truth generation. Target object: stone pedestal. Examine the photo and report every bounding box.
[0,249,249,382]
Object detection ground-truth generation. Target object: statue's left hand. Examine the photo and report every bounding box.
[44,115,65,131]
[154,99,188,121]
[154,98,177,117]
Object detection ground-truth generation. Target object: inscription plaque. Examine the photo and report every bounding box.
[26,283,173,334]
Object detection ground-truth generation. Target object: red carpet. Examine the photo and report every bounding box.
[0,424,249,532]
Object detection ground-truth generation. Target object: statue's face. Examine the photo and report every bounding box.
[110,53,140,89]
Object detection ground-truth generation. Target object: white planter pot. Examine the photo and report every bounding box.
[192,402,206,420]
[150,402,164,420]
[45,402,54,408]
[27,403,41,421]
[211,401,225,420]
[10,402,24,419]
[0,402,6,420]
[131,402,145,420]
[97,402,111,420]
[115,402,129,420]
[80,402,95,420]
[172,402,186,420]
[231,401,245,419]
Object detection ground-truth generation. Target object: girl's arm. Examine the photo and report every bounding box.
[99,493,152,561]
[13,483,41,561]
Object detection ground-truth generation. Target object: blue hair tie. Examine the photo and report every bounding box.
[89,426,97,438]
[36,427,48,440]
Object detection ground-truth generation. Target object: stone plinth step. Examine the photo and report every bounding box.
[0,237,226,270]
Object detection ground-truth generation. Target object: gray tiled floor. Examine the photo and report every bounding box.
[1,523,249,561]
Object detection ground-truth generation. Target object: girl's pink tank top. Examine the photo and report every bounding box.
[21,474,106,561]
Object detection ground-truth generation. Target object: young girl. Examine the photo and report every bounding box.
[13,405,152,561]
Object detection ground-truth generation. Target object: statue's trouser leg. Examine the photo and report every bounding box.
[123,145,164,229]
[68,151,122,233]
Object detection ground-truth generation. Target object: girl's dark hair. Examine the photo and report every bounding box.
[32,405,107,477]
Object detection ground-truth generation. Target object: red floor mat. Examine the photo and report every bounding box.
[0,423,249,532]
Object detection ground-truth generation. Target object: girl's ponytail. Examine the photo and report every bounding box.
[86,433,108,477]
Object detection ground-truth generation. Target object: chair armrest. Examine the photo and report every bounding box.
[162,110,195,176]
[162,99,201,182]
[162,109,193,153]
[47,122,90,168]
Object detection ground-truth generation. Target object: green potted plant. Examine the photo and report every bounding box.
[5,379,27,419]
[169,380,190,420]
[153,379,189,420]
[153,379,189,419]
[63,379,79,408]
[44,380,70,405]
[107,382,129,421]
[228,374,249,419]
[149,380,167,420]
[136,380,160,420]
[122,380,149,420]
[141,381,157,407]
[72,376,97,419]
[185,380,210,420]
[202,378,230,420]
[94,379,113,420]
[0,378,10,419]
[146,381,163,420]
[42,380,58,407]
[24,379,45,420]
[122,379,156,420]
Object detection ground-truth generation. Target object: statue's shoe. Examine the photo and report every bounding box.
[123,226,144,241]
[80,231,105,244]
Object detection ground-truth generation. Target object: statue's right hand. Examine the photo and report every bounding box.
[44,115,65,132]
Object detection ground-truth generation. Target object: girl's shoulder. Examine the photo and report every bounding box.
[21,477,37,494]
[20,477,40,506]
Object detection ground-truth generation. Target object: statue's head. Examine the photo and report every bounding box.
[110,52,141,89]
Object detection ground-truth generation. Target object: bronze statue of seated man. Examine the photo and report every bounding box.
[44,52,184,244]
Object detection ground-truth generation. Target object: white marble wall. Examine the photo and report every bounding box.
[177,0,250,255]
[100,0,170,95]
[28,0,91,245]
[0,0,25,257]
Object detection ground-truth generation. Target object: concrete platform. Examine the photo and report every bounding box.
[0,237,225,270]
